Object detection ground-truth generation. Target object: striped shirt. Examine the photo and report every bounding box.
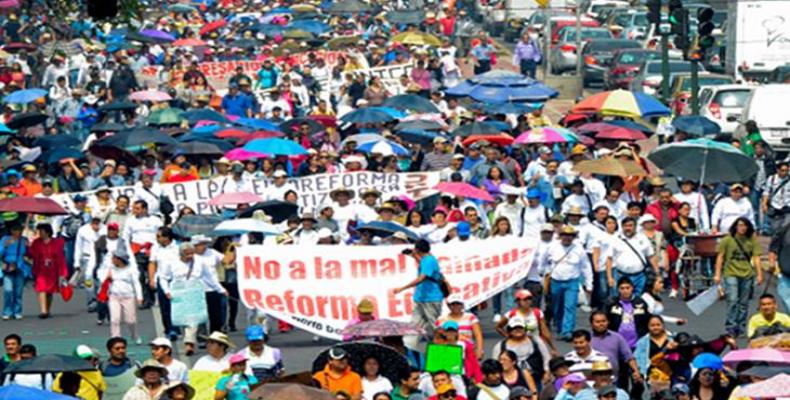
[762,174,790,210]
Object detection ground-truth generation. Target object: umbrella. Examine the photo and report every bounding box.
[368,107,407,119]
[236,118,282,132]
[514,127,570,145]
[453,121,501,137]
[341,318,425,337]
[287,20,331,35]
[2,42,35,52]
[672,115,722,137]
[595,126,647,141]
[462,134,514,147]
[168,3,196,13]
[97,127,178,148]
[472,102,536,115]
[33,135,81,148]
[722,348,790,366]
[171,215,224,238]
[42,148,83,164]
[239,200,299,223]
[0,385,75,400]
[736,373,790,398]
[88,145,141,167]
[391,31,442,47]
[290,3,318,12]
[199,19,226,36]
[309,115,338,129]
[7,112,46,129]
[90,122,125,132]
[382,94,440,114]
[214,128,250,139]
[394,119,445,131]
[340,134,386,147]
[2,354,92,373]
[237,131,285,145]
[446,73,559,103]
[311,342,408,384]
[99,100,137,113]
[230,38,261,49]
[386,9,426,25]
[340,108,395,124]
[326,35,361,49]
[0,0,19,8]
[172,37,207,47]
[168,142,224,157]
[182,109,229,124]
[283,29,314,40]
[0,197,67,215]
[327,0,371,14]
[148,108,185,125]
[395,129,442,145]
[571,89,671,119]
[139,29,176,43]
[572,158,647,177]
[279,118,324,136]
[129,89,172,102]
[250,383,335,400]
[647,138,758,184]
[434,181,494,202]
[356,140,410,157]
[0,123,15,134]
[244,138,307,156]
[3,88,47,104]
[207,192,264,207]
[225,148,268,161]
[606,119,653,133]
[212,218,282,236]
[356,221,420,241]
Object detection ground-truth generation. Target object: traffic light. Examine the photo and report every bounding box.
[87,0,118,20]
[647,0,661,26]
[697,7,715,52]
[670,3,690,51]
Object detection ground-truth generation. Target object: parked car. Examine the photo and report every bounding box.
[741,84,790,152]
[669,73,735,115]
[581,39,642,87]
[630,60,699,96]
[549,27,613,74]
[550,16,600,44]
[604,49,661,89]
[605,7,647,38]
[769,65,790,83]
[696,85,753,133]
[586,0,629,19]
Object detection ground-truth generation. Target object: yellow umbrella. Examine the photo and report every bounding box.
[391,31,442,47]
[290,4,317,12]
[326,35,361,49]
[572,158,647,177]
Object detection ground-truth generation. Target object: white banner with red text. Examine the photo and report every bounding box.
[50,171,440,215]
[237,237,537,339]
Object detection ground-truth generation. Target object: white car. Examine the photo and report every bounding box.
[586,0,629,19]
[696,85,753,134]
[630,60,697,96]
[741,84,790,151]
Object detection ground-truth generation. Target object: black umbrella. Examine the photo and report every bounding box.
[279,118,324,136]
[178,137,234,152]
[2,354,94,374]
[97,127,178,148]
[452,121,501,137]
[181,108,229,124]
[32,134,82,149]
[172,215,224,238]
[7,112,47,129]
[99,101,137,113]
[382,94,439,114]
[90,122,125,132]
[42,147,83,164]
[328,0,372,14]
[394,119,444,131]
[239,200,299,223]
[88,145,142,167]
[167,142,224,157]
[311,342,408,384]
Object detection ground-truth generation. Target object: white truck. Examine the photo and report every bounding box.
[726,0,790,81]
[482,0,570,42]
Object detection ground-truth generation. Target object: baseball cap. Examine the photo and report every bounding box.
[357,299,374,314]
[229,351,247,365]
[507,316,527,329]
[74,345,98,359]
[514,289,532,299]
[456,221,471,237]
[329,347,348,360]
[441,320,459,331]
[549,357,573,372]
[446,293,464,305]
[149,337,173,348]
[273,170,288,178]
[540,223,555,232]
[437,383,455,395]
[107,222,120,231]
[245,325,266,341]
[671,383,690,395]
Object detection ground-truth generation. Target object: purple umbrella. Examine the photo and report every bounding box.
[140,29,176,42]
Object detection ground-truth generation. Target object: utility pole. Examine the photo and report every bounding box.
[544,7,552,78]
[690,55,700,114]
[648,0,671,101]
[574,0,583,98]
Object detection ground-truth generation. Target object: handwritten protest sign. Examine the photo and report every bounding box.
[238,237,537,339]
[171,280,208,327]
[51,171,439,215]
[103,370,137,400]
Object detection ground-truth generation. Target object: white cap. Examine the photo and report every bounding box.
[507,316,527,329]
[446,293,464,305]
[190,235,211,245]
[149,337,173,348]
[356,98,369,106]
[317,228,333,239]
[638,214,657,225]
[273,170,287,178]
[540,223,555,232]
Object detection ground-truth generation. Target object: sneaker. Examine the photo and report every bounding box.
[492,314,502,324]
[580,304,592,313]
[97,319,103,326]
[669,289,678,299]
[14,315,22,320]
[2,316,8,321]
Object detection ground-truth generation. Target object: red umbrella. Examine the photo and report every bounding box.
[199,19,226,36]
[0,197,67,215]
[214,128,250,139]
[207,191,264,207]
[238,131,285,145]
[462,134,514,148]
[434,182,495,202]
[595,127,647,141]
[172,38,207,47]
[309,115,337,128]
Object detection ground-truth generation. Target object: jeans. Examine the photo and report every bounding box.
[64,239,76,277]
[612,270,647,298]
[550,278,580,337]
[592,271,609,309]
[206,291,227,334]
[777,273,790,314]
[157,286,177,338]
[520,59,537,79]
[222,278,240,330]
[493,285,515,315]
[723,276,754,336]
[2,270,23,317]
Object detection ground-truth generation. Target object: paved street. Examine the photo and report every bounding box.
[1,278,780,373]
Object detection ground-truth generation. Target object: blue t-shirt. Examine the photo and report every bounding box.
[413,254,444,303]
[215,374,259,400]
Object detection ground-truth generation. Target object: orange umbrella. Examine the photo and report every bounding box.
[199,19,226,36]
[462,133,514,148]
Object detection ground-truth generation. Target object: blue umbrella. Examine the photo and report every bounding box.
[250,23,286,36]
[466,83,559,103]
[235,118,282,131]
[243,138,308,156]
[368,106,407,119]
[472,102,536,115]
[606,119,652,133]
[0,384,75,400]
[182,109,229,124]
[340,108,395,124]
[382,94,440,113]
[672,115,721,137]
[357,140,410,156]
[395,129,441,145]
[179,136,234,152]
[286,20,331,35]
[3,88,47,104]
[42,147,83,164]
[357,221,420,241]
[191,124,222,135]
[33,135,82,149]
[0,123,16,134]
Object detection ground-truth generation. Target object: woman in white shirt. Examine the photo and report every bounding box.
[98,247,142,344]
[192,332,233,372]
[640,275,687,326]
[361,356,393,400]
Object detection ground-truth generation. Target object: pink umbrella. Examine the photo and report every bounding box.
[172,38,207,47]
[129,89,172,102]
[722,348,790,366]
[595,126,647,141]
[434,182,495,202]
[737,373,790,398]
[194,120,220,128]
[225,148,268,161]
[514,127,568,145]
[0,0,19,8]
[208,191,264,207]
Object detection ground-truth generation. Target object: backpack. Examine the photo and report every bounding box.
[62,212,84,238]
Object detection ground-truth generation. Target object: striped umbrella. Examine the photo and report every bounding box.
[571,89,670,119]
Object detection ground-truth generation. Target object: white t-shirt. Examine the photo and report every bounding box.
[193,354,231,372]
[362,375,393,400]
[162,358,190,383]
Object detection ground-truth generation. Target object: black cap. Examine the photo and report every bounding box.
[414,239,430,254]
[549,357,573,372]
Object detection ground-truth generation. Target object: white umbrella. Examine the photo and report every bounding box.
[213,219,282,236]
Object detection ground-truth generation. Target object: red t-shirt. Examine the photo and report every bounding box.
[439,17,456,37]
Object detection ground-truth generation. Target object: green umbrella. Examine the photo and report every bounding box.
[283,29,314,40]
[168,3,197,13]
[647,138,758,184]
[325,35,361,49]
[147,108,184,126]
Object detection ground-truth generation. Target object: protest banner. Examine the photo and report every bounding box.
[170,280,209,327]
[189,370,223,400]
[237,236,537,339]
[51,171,440,215]
[102,371,137,400]
[315,62,413,101]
